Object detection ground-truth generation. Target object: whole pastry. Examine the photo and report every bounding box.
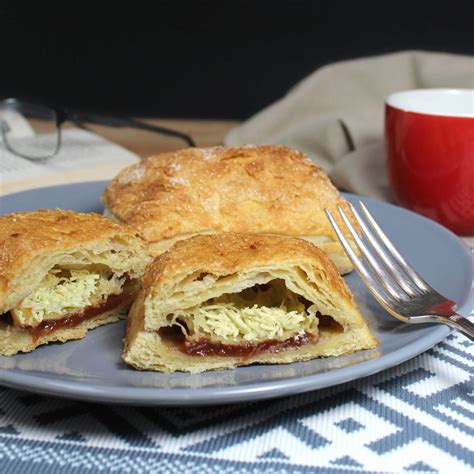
[0,209,150,356]
[122,233,377,373]
[103,145,359,274]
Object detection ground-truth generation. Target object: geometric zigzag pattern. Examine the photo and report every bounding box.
[0,332,472,474]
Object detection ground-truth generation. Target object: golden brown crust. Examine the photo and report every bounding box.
[102,145,358,272]
[0,209,141,267]
[143,233,350,304]
[0,209,150,314]
[122,233,377,373]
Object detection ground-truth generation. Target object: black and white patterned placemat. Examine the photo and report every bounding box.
[0,332,472,474]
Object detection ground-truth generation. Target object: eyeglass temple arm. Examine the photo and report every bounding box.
[65,112,196,147]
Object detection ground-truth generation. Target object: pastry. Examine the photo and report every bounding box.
[122,233,377,373]
[0,210,150,356]
[102,145,359,274]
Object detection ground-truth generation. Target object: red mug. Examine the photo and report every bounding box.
[385,89,474,235]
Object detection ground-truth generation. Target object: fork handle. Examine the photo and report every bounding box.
[446,314,474,341]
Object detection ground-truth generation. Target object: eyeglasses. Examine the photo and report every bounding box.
[0,98,195,161]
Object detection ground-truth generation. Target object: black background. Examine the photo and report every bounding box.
[1,1,473,119]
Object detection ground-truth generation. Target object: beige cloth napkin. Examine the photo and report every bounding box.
[225,50,474,203]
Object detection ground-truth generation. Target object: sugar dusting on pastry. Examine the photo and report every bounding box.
[168,162,182,172]
[119,163,146,184]
[168,177,188,186]
[199,146,226,160]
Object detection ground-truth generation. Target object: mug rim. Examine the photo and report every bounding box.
[385,88,474,118]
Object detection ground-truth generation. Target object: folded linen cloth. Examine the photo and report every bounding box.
[225,50,474,203]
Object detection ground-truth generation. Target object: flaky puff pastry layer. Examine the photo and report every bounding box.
[0,210,151,356]
[102,145,359,274]
[0,209,150,313]
[122,233,377,373]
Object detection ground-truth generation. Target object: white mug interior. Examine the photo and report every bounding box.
[386,89,474,118]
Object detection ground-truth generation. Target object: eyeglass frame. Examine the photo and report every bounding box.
[0,97,196,161]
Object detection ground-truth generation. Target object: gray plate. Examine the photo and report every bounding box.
[0,182,472,406]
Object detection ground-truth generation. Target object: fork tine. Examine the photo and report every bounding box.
[336,205,405,301]
[347,202,422,297]
[358,202,431,292]
[325,209,395,308]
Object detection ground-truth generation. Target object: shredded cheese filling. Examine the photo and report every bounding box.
[168,280,319,343]
[11,268,124,327]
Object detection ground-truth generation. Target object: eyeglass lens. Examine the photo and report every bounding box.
[0,100,60,159]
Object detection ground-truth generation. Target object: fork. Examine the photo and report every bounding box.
[325,202,474,340]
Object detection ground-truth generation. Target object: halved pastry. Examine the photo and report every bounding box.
[122,233,377,373]
[0,210,150,356]
[102,145,359,274]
